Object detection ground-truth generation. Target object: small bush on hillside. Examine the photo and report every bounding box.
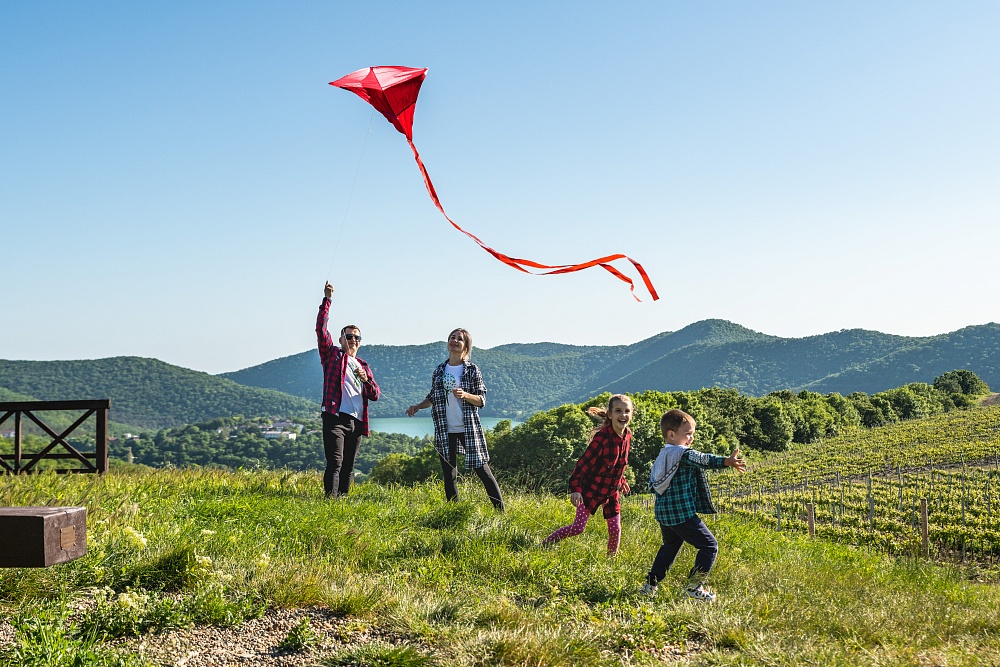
[934,369,990,395]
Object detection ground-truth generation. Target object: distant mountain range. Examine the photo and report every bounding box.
[221,319,1000,418]
[3,320,997,428]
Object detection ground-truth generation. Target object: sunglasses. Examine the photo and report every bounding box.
[344,334,362,342]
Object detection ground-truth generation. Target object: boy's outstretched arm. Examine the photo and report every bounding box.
[724,447,747,473]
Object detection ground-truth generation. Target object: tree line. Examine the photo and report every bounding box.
[20,368,980,486]
[369,370,991,491]
[106,416,429,478]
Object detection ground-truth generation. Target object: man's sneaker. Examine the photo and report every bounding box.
[684,584,716,602]
[639,582,658,597]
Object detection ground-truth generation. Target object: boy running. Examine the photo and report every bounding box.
[643,409,745,601]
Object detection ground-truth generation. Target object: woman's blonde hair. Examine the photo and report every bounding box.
[449,328,472,360]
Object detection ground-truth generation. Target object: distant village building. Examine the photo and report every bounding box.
[1,430,14,439]
[262,430,297,441]
[271,420,304,433]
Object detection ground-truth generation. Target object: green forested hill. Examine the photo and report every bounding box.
[222,341,632,419]
[591,326,911,396]
[222,320,1000,418]
[803,324,1000,394]
[0,357,317,429]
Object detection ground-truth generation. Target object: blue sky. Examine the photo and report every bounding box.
[3,1,998,374]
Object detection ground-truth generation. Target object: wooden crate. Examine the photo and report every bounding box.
[0,507,87,568]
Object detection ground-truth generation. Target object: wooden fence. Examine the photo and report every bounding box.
[0,400,110,474]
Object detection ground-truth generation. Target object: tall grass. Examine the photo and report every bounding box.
[2,468,1000,666]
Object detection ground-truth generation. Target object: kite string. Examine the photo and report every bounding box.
[326,110,375,280]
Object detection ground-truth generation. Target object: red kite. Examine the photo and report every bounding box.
[330,66,659,301]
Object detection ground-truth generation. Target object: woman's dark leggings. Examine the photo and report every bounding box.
[646,515,718,587]
[440,432,504,511]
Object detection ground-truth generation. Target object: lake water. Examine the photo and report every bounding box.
[368,417,519,438]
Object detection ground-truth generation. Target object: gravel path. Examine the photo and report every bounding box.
[0,620,14,651]
[117,607,403,666]
[0,608,407,667]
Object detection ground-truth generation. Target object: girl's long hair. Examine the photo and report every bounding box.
[586,394,633,437]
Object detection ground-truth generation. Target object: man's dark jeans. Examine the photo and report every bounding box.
[322,411,362,497]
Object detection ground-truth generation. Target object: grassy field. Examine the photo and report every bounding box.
[3,465,1000,666]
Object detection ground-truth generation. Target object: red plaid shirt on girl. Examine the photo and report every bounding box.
[569,423,632,519]
[316,297,380,436]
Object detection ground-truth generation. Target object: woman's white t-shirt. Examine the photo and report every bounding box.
[444,363,465,433]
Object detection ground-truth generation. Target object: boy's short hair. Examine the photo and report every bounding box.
[660,409,696,436]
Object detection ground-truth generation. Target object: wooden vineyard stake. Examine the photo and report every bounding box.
[920,498,929,558]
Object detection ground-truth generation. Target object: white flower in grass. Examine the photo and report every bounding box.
[201,529,216,537]
[195,555,213,568]
[117,591,146,609]
[255,553,271,568]
[123,527,147,549]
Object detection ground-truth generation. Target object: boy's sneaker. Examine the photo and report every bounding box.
[639,582,658,597]
[684,584,716,602]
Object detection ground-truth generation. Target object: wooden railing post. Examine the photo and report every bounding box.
[807,503,815,538]
[14,410,22,473]
[96,403,109,473]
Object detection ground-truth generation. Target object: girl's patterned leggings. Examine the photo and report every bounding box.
[543,502,621,556]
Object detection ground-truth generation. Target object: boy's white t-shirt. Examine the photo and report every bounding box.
[340,356,364,419]
[444,363,465,433]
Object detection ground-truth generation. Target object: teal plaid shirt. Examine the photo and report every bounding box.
[653,449,726,526]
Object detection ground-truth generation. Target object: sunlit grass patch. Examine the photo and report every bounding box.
[322,641,434,667]
[4,469,1000,665]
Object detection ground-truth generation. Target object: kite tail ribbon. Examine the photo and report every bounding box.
[406,139,659,302]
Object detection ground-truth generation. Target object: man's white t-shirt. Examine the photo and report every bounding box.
[340,356,364,419]
[444,363,465,433]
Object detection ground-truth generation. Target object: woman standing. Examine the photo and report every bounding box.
[406,328,504,510]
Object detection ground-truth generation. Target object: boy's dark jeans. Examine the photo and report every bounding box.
[647,515,718,587]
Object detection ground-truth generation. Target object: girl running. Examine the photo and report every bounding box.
[542,394,633,556]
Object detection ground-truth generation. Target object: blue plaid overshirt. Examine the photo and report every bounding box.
[426,360,490,470]
[654,449,726,526]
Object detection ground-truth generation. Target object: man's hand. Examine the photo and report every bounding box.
[324,282,334,299]
[724,447,747,473]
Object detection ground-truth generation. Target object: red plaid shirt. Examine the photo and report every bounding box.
[316,297,380,436]
[569,423,632,519]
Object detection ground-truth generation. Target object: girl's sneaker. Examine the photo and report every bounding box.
[684,584,716,602]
